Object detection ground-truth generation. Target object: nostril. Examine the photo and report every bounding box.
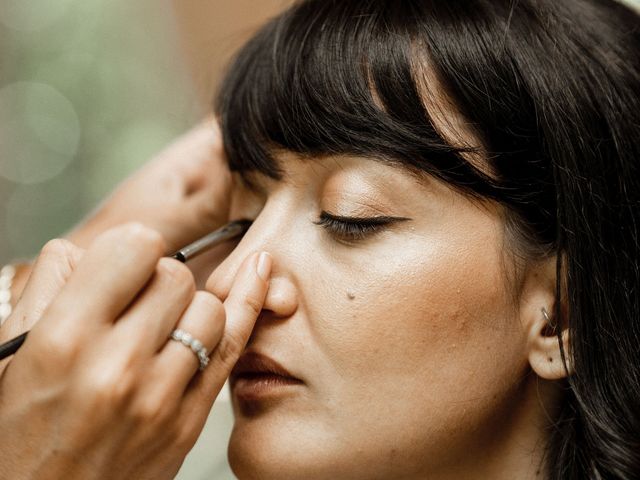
[261,277,298,319]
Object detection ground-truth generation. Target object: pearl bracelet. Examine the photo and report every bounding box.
[0,264,16,326]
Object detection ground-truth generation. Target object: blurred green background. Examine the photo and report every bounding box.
[1,0,638,265]
[0,0,201,264]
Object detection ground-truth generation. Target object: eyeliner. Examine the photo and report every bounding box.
[0,219,252,360]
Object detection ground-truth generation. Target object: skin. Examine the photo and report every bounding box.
[206,153,563,480]
[0,225,272,479]
[0,122,269,479]
[4,119,233,352]
[65,119,233,254]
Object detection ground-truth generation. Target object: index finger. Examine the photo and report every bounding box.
[182,251,271,412]
[49,223,165,327]
[216,251,271,371]
[2,239,83,341]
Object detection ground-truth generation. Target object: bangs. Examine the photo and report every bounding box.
[215,0,496,196]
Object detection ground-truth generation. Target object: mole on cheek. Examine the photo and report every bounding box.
[347,291,356,300]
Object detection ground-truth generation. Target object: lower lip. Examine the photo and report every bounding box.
[232,374,303,402]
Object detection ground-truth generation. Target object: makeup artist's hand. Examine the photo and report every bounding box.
[7,120,232,309]
[0,224,271,480]
[66,119,232,253]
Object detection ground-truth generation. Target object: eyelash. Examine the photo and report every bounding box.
[313,211,398,241]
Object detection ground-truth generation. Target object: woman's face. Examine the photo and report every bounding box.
[206,154,533,479]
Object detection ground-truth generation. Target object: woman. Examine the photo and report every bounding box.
[2,0,639,478]
[209,0,639,478]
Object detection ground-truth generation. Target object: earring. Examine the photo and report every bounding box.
[541,307,557,331]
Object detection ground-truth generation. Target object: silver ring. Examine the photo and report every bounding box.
[170,329,210,371]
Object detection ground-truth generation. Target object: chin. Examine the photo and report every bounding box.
[226,416,414,480]
[228,416,314,480]
[227,415,355,480]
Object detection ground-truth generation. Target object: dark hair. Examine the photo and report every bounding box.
[215,1,640,478]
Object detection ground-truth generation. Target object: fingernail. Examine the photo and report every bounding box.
[256,252,272,281]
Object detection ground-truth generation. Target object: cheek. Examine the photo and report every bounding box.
[315,234,520,378]
[306,221,528,458]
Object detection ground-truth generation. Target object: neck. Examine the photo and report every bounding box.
[427,374,561,480]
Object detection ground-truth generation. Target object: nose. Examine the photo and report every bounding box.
[206,216,299,319]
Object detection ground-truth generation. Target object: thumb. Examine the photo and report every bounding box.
[0,239,83,341]
[154,119,225,192]
[182,121,232,232]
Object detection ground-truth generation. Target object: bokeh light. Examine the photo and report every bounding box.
[0,0,75,32]
[5,171,83,255]
[0,81,80,184]
[0,0,200,262]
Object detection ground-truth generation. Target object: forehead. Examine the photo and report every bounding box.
[233,150,436,194]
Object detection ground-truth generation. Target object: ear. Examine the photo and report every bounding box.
[519,256,572,380]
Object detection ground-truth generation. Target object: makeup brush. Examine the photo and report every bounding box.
[0,219,252,360]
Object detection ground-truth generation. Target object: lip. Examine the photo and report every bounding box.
[230,351,303,403]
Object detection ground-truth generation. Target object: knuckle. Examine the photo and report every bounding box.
[130,394,174,425]
[196,292,226,339]
[85,364,136,408]
[194,291,224,316]
[156,258,195,294]
[40,238,77,262]
[204,272,226,300]
[242,293,263,318]
[36,327,81,363]
[199,199,227,226]
[213,333,244,369]
[119,223,165,254]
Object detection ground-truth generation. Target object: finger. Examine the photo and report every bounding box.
[148,121,231,248]
[48,223,165,328]
[149,120,221,185]
[181,119,225,191]
[181,121,231,232]
[114,258,196,355]
[1,239,83,340]
[179,251,271,425]
[188,239,237,290]
[216,251,271,370]
[151,290,226,394]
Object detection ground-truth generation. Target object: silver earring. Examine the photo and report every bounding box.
[541,307,557,330]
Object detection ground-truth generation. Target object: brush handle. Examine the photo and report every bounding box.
[0,332,28,360]
[170,219,251,262]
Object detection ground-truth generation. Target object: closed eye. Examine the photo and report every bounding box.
[314,211,410,242]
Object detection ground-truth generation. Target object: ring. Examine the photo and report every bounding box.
[170,329,210,371]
